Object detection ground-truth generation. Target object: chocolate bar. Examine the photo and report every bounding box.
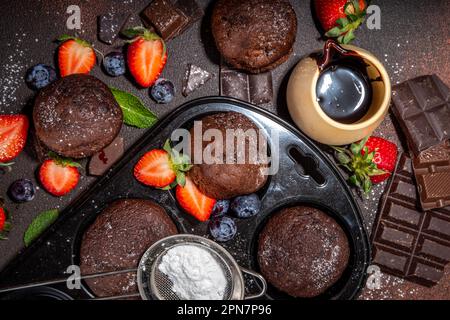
[140,0,203,41]
[182,64,213,96]
[412,141,450,210]
[371,153,450,286]
[220,61,273,105]
[98,12,130,45]
[391,75,450,157]
[88,136,124,176]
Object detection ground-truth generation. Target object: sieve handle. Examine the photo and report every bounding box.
[240,267,267,300]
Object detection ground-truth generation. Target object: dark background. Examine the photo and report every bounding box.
[0,0,448,299]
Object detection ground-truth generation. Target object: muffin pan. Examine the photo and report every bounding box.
[0,97,370,300]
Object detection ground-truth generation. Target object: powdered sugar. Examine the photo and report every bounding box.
[158,245,227,300]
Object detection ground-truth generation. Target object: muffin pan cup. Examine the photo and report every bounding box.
[0,97,370,300]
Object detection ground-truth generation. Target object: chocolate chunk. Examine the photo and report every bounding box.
[98,12,130,45]
[182,64,213,96]
[391,75,450,156]
[220,60,273,105]
[88,136,124,176]
[412,141,450,210]
[371,153,450,286]
[140,0,188,40]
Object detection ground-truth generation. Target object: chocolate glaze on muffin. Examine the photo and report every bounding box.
[80,199,177,297]
[188,112,268,199]
[33,74,123,159]
[211,0,297,73]
[258,206,350,298]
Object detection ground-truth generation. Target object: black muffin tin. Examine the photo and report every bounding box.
[0,97,370,300]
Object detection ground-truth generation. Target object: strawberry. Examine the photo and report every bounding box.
[314,0,367,44]
[0,115,29,163]
[0,208,5,232]
[333,136,398,193]
[134,140,192,188]
[0,207,11,240]
[39,153,81,196]
[57,35,96,77]
[176,176,216,222]
[124,27,167,88]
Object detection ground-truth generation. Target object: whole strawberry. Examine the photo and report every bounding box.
[314,0,367,44]
[333,136,398,193]
[122,27,167,88]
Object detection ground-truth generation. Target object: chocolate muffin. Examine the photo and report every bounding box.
[211,0,297,73]
[188,112,268,199]
[33,74,123,159]
[258,206,350,298]
[80,199,177,298]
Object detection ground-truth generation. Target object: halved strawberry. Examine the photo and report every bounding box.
[134,149,176,188]
[39,153,80,196]
[134,140,192,188]
[124,27,167,88]
[0,207,12,240]
[0,115,29,163]
[176,176,216,222]
[57,35,96,77]
[0,208,5,231]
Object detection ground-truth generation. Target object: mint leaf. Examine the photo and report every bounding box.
[24,209,59,247]
[110,87,158,129]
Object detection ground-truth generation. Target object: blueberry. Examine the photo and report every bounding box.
[230,194,261,218]
[209,217,237,242]
[103,52,125,77]
[150,79,175,104]
[8,179,36,202]
[211,200,230,218]
[25,64,57,90]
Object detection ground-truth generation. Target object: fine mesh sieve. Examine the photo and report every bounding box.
[137,234,267,300]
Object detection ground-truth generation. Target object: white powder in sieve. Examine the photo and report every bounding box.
[158,245,227,300]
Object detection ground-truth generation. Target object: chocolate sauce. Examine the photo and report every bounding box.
[98,150,108,165]
[315,40,373,124]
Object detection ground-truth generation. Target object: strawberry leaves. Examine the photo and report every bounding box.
[162,139,192,188]
[332,136,387,194]
[48,151,81,168]
[57,34,92,48]
[325,0,367,44]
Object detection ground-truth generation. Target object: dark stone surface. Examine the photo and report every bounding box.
[0,0,448,298]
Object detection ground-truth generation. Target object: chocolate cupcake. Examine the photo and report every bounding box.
[188,112,268,199]
[80,199,178,298]
[33,74,123,159]
[258,206,350,298]
[211,0,297,73]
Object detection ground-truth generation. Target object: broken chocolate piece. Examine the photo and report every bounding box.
[412,141,450,210]
[88,136,124,176]
[182,64,213,97]
[391,75,450,157]
[371,153,450,286]
[98,12,130,45]
[140,0,189,41]
[220,60,273,105]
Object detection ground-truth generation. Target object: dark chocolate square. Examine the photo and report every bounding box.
[141,0,189,40]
